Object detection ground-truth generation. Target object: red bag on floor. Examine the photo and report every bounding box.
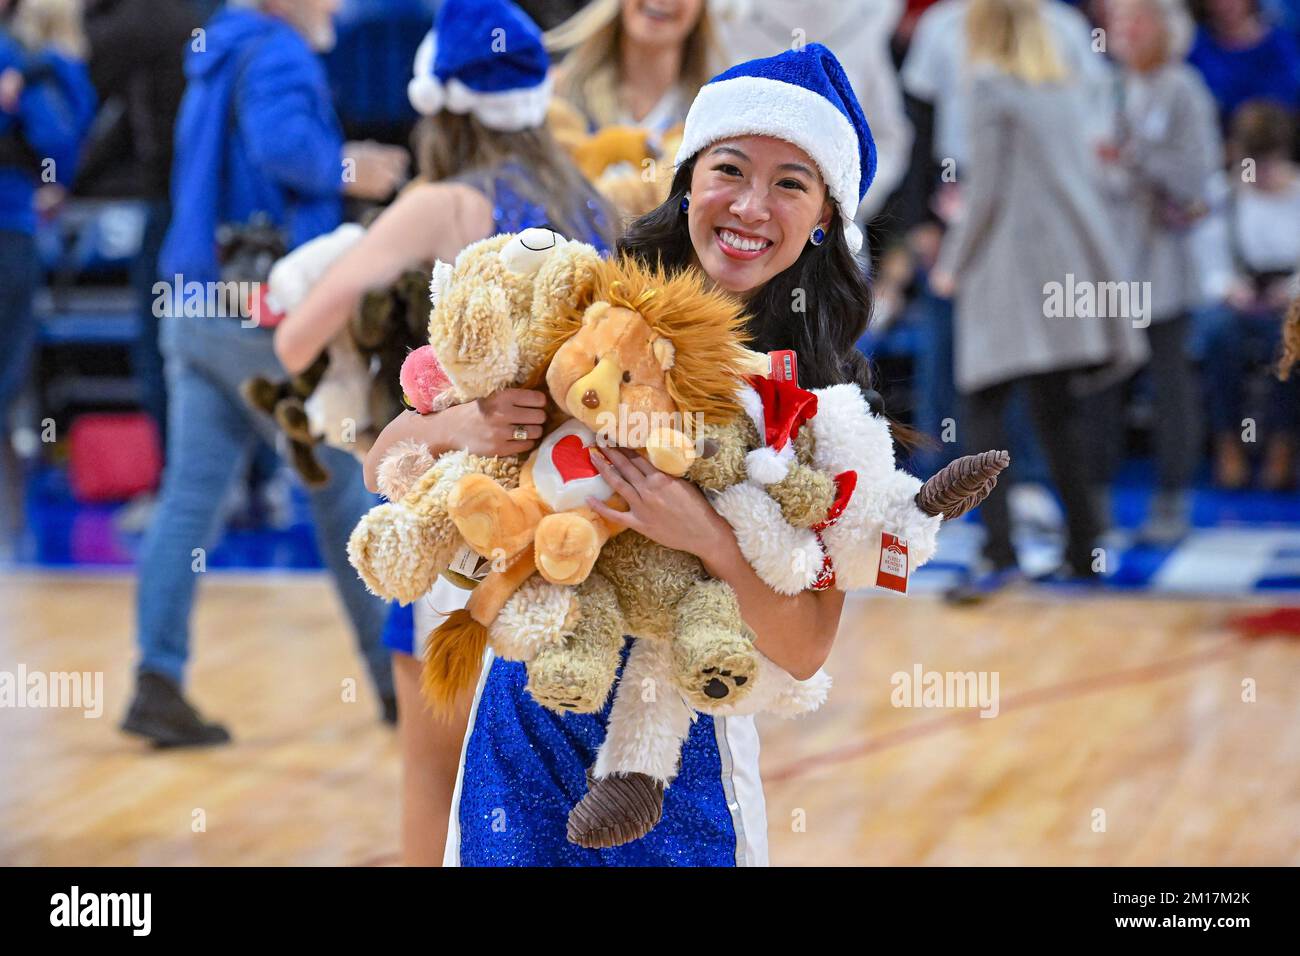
[68,413,162,503]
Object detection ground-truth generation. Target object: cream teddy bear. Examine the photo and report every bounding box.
[347,228,603,604]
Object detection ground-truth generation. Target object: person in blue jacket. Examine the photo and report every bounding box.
[1189,0,1300,125]
[122,0,407,748]
[0,0,96,485]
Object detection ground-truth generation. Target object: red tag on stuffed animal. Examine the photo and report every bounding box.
[876,533,910,593]
[769,349,798,386]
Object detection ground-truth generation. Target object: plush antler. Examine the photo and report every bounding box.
[567,770,664,849]
[915,450,1011,521]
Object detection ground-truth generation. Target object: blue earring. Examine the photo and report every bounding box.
[680,193,690,213]
[810,225,826,246]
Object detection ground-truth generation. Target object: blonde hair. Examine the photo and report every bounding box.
[1280,292,1300,382]
[10,0,88,60]
[1145,0,1196,62]
[966,0,1068,85]
[544,0,722,129]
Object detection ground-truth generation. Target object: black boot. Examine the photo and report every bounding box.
[121,672,231,748]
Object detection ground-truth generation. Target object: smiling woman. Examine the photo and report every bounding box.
[546,0,722,131]
[439,41,884,868]
[621,139,876,394]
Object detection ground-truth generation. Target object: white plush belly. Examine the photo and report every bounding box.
[532,419,615,512]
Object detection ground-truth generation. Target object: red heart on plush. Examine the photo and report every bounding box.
[552,434,599,483]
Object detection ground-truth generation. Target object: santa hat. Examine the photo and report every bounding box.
[407,0,551,131]
[739,376,819,485]
[674,43,877,253]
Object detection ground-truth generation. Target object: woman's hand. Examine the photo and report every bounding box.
[585,446,730,558]
[927,268,956,299]
[586,446,845,680]
[439,388,549,457]
[362,389,547,493]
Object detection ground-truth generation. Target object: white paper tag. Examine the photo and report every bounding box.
[448,544,491,582]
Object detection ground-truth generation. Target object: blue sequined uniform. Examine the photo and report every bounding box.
[453,644,762,866]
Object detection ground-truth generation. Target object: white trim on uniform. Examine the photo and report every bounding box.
[441,647,495,868]
[713,714,769,866]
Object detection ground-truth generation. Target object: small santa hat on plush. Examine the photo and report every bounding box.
[407,0,551,131]
[739,376,819,486]
[675,43,877,253]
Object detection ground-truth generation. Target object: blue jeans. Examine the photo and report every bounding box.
[130,201,171,449]
[1200,304,1300,438]
[0,230,39,419]
[135,314,392,698]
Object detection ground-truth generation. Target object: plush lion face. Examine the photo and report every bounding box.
[538,255,759,446]
[546,302,681,439]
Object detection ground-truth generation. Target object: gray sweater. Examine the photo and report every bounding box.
[936,69,1149,394]
[1100,63,1223,322]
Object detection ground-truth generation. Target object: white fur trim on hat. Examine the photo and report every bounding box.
[745,445,792,485]
[407,32,552,131]
[410,73,553,130]
[675,75,863,252]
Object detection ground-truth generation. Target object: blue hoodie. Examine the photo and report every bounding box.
[0,29,98,235]
[159,7,344,284]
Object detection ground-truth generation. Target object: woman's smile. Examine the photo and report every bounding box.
[714,226,774,260]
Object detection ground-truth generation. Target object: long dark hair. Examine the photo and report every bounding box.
[617,153,875,393]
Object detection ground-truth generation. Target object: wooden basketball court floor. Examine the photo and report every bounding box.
[1,570,1296,866]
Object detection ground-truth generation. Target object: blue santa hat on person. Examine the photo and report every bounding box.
[407,0,551,131]
[674,43,877,253]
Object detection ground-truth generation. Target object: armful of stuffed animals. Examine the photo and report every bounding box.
[275,182,493,375]
[362,391,548,493]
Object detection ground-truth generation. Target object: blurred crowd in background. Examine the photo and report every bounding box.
[1,0,1298,569]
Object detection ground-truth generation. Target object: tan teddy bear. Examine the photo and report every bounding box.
[505,378,1008,850]
[346,228,604,605]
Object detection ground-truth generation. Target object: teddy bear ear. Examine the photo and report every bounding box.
[581,301,611,328]
[500,227,567,275]
[652,336,676,370]
[428,260,454,310]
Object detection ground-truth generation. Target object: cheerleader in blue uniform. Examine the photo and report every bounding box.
[367,26,882,866]
[454,43,881,867]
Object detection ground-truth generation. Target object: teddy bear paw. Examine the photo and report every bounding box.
[534,513,600,586]
[447,473,530,558]
[525,641,611,714]
[677,647,759,710]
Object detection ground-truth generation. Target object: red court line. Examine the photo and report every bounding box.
[764,638,1239,785]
